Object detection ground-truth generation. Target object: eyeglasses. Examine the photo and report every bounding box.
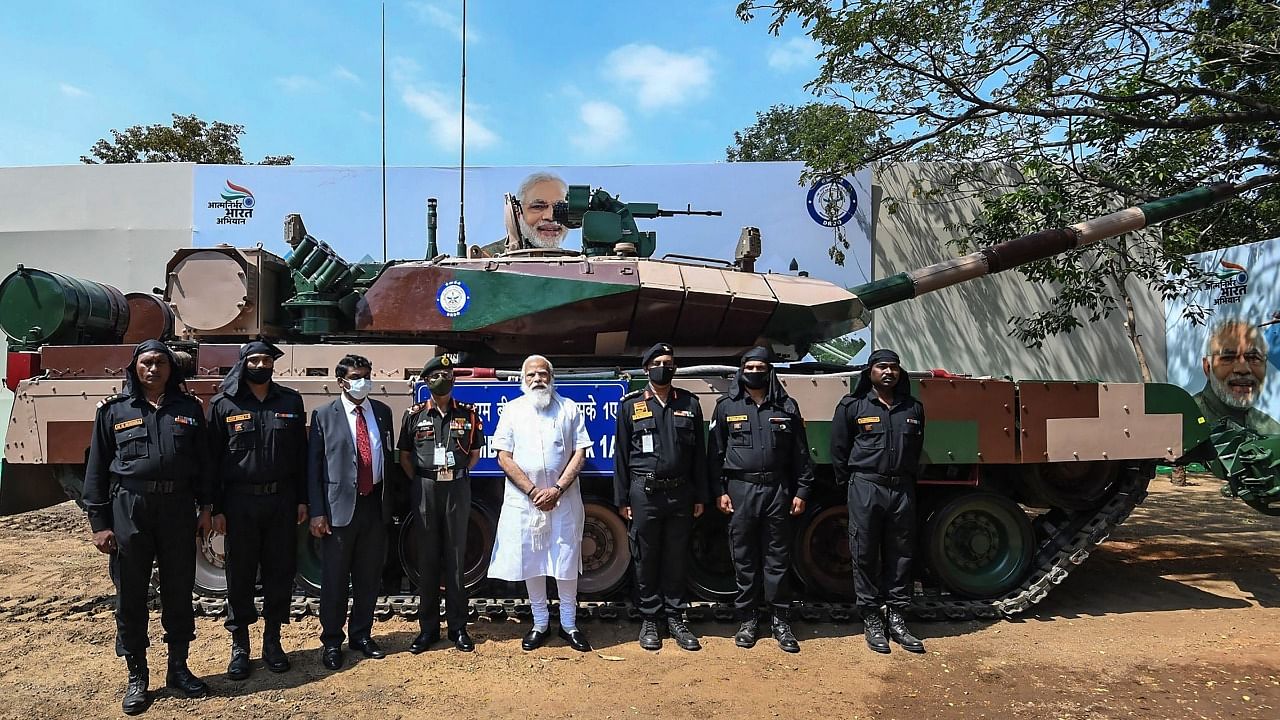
[426,370,451,380]
[1211,350,1266,366]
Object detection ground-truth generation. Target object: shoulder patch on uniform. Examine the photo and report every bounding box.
[621,389,645,401]
[96,393,128,410]
[837,394,858,407]
[113,418,144,431]
[407,402,428,415]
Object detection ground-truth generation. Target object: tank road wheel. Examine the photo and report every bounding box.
[579,497,631,597]
[686,510,736,602]
[399,502,499,595]
[295,524,324,597]
[793,505,856,600]
[924,491,1034,599]
[1019,460,1121,511]
[193,525,228,597]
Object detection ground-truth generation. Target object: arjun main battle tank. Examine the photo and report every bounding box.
[2,177,1278,621]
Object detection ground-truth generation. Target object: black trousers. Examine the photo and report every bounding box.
[223,491,297,635]
[847,476,916,613]
[726,479,793,620]
[628,482,694,619]
[320,489,387,648]
[414,475,471,633]
[109,488,196,656]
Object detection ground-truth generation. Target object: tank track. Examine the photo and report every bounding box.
[0,468,1149,624]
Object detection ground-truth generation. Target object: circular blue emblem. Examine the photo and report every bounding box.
[241,195,255,209]
[806,177,858,227]
[436,280,470,318]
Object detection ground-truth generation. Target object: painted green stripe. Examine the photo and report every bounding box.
[1137,185,1223,225]
[448,268,634,331]
[1144,382,1211,455]
[848,273,914,311]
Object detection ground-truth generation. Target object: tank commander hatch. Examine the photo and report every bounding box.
[476,171,571,257]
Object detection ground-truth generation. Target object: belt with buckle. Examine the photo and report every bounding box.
[120,478,187,494]
[733,471,778,485]
[852,472,909,487]
[635,472,686,492]
[229,482,279,496]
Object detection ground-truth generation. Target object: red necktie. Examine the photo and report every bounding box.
[354,406,374,495]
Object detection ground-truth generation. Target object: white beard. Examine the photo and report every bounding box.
[1209,372,1261,410]
[523,383,556,411]
[520,216,567,248]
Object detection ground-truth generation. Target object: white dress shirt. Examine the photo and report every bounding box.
[340,393,383,485]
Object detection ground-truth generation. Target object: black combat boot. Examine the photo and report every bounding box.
[734,616,759,649]
[638,619,662,651]
[165,643,209,698]
[667,617,702,652]
[227,629,251,680]
[122,653,150,716]
[262,622,290,673]
[771,615,800,653]
[863,609,890,654]
[885,607,925,653]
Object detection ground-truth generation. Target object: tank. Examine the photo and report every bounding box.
[2,178,1277,621]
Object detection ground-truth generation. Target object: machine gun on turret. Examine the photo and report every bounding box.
[552,185,721,257]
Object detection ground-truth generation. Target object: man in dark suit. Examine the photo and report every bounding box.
[308,354,400,670]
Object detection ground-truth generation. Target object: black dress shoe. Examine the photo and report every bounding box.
[262,636,290,673]
[521,627,550,651]
[559,627,591,652]
[863,610,891,654]
[409,630,441,655]
[322,645,344,670]
[350,637,386,659]
[449,629,475,652]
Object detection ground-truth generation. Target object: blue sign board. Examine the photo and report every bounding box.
[412,380,630,477]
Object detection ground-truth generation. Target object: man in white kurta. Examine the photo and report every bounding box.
[489,355,593,651]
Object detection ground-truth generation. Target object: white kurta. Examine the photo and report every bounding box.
[488,392,593,581]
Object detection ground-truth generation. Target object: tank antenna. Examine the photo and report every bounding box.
[380,0,387,263]
[456,0,468,257]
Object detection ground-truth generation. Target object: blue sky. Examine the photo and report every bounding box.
[0,1,823,167]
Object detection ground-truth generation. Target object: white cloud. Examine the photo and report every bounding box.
[603,44,712,111]
[333,65,361,84]
[389,56,420,85]
[573,101,628,154]
[357,110,379,124]
[767,37,819,71]
[59,83,89,98]
[407,1,476,41]
[276,75,321,93]
[401,85,498,151]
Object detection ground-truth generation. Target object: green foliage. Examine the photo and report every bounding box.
[732,0,1280,348]
[80,114,293,165]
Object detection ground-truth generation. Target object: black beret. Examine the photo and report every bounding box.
[642,342,675,367]
[867,348,902,366]
[741,346,773,366]
[421,354,455,376]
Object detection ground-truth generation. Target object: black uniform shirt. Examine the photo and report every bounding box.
[613,386,709,506]
[707,392,814,500]
[830,391,925,483]
[206,382,308,512]
[397,396,485,474]
[83,392,214,533]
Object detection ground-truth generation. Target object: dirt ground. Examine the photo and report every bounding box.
[0,478,1277,720]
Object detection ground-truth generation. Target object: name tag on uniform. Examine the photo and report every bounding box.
[641,433,655,453]
[113,418,144,431]
[726,414,748,422]
[226,413,252,423]
[632,401,652,420]
[856,416,881,424]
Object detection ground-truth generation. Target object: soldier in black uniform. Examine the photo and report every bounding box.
[614,342,708,652]
[397,354,484,653]
[707,346,813,653]
[83,339,213,715]
[206,340,308,679]
[830,348,926,654]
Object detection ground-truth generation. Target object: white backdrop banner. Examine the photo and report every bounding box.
[1166,237,1280,432]
[193,162,874,361]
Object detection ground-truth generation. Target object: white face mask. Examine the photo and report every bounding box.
[345,377,372,401]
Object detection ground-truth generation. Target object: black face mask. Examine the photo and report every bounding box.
[647,366,675,386]
[245,366,273,385]
[427,375,455,396]
[741,370,769,390]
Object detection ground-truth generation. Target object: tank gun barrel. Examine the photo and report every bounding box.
[655,205,723,218]
[850,174,1280,311]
